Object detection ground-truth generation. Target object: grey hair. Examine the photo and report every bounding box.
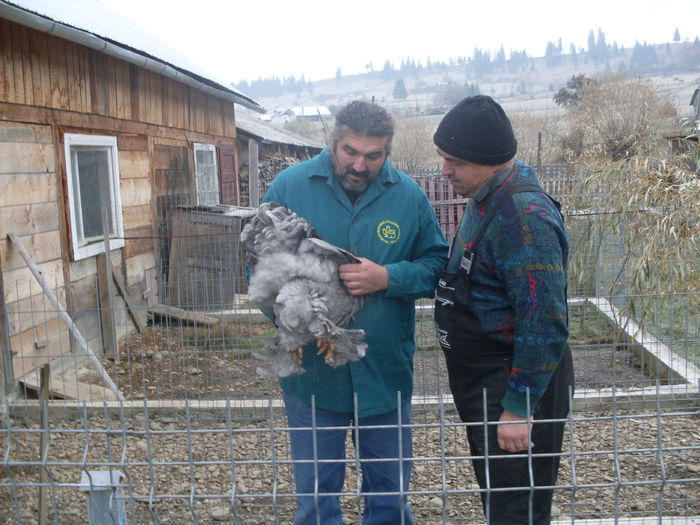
[332,100,394,153]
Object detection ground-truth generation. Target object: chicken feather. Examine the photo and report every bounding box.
[241,202,366,378]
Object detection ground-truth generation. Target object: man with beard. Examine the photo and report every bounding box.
[261,100,448,525]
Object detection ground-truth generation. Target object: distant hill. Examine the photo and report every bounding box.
[238,41,700,123]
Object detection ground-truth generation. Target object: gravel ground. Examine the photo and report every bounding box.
[1,406,699,524]
[2,323,698,523]
[98,322,658,401]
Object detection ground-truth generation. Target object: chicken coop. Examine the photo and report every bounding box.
[165,205,254,311]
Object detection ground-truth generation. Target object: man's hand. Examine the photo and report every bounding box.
[497,409,533,453]
[338,258,388,295]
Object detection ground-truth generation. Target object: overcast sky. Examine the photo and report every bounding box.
[99,0,699,85]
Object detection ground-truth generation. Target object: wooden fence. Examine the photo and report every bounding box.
[411,164,571,239]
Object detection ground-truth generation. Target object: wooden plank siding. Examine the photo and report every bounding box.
[5,288,67,338]
[0,19,237,135]
[0,119,64,368]
[10,317,72,379]
[0,15,242,384]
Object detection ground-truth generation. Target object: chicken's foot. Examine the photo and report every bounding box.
[316,339,335,362]
[293,347,303,365]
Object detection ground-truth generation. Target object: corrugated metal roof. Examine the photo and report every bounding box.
[236,113,323,150]
[0,0,262,111]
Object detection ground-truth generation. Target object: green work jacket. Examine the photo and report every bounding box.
[262,148,448,417]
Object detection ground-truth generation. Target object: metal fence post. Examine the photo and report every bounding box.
[0,241,16,404]
[79,470,127,525]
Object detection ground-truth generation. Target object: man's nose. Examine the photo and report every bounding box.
[441,162,452,176]
[353,157,367,172]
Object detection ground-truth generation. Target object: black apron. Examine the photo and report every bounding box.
[434,183,564,420]
[434,184,572,525]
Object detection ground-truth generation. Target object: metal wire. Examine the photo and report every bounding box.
[1,173,698,523]
[2,397,699,523]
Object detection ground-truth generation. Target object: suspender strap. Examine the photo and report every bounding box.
[460,184,561,275]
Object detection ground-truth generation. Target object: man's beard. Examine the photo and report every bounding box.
[337,167,372,193]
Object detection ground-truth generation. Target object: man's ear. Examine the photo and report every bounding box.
[328,140,339,167]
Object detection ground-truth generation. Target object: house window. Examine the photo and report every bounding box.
[64,134,124,260]
[194,143,220,205]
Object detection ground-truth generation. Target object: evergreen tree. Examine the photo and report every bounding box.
[545,41,563,67]
[235,79,250,93]
[629,41,659,72]
[283,75,296,92]
[392,78,408,100]
[673,27,681,42]
[596,29,609,62]
[545,41,557,66]
[507,49,529,72]
[570,43,578,67]
[244,77,284,98]
[469,47,492,77]
[495,45,506,69]
[553,74,593,109]
[381,60,395,79]
[587,30,596,55]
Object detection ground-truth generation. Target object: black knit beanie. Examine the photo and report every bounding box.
[433,95,517,165]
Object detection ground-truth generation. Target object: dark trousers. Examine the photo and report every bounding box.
[446,347,574,525]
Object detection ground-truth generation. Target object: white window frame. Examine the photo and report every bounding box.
[64,133,125,261]
[194,142,220,205]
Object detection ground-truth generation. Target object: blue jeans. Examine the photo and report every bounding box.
[283,392,414,525]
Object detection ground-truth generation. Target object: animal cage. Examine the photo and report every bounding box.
[165,205,255,311]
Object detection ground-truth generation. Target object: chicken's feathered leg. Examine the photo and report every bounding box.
[316,339,335,362]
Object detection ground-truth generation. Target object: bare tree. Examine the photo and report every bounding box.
[563,75,698,335]
[509,109,566,165]
[390,116,440,173]
[283,118,325,144]
[560,73,678,161]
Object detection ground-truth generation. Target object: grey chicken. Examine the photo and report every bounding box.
[241,202,367,378]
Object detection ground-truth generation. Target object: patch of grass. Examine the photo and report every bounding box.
[176,323,275,350]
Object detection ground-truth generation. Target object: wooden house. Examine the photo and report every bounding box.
[0,0,262,399]
[235,112,323,206]
[286,105,331,121]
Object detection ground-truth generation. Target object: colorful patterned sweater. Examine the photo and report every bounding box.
[449,159,570,416]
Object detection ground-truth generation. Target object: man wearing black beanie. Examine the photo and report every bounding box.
[433,95,574,525]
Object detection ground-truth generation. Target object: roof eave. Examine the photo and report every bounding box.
[0,1,264,113]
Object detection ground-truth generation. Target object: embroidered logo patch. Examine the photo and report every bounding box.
[376,220,400,244]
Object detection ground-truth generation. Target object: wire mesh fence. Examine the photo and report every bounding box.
[2,390,699,524]
[1,168,699,524]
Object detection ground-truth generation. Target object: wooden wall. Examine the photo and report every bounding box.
[0,17,241,384]
[0,122,71,378]
[0,18,236,137]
